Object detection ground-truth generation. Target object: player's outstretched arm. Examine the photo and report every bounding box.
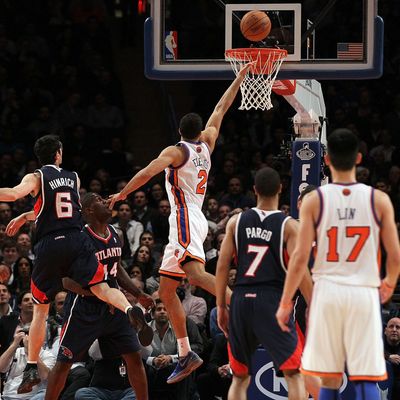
[276,192,318,332]
[376,190,400,303]
[109,146,184,209]
[0,173,40,202]
[116,264,154,310]
[202,62,254,153]
[62,277,93,296]
[6,210,35,237]
[216,214,238,337]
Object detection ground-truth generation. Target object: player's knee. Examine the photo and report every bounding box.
[320,376,342,389]
[186,269,206,287]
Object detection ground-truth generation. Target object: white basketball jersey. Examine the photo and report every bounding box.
[165,140,211,210]
[313,183,381,287]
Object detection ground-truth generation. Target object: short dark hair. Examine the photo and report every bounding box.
[298,184,317,201]
[80,192,97,221]
[327,129,359,171]
[1,239,17,252]
[254,167,281,197]
[18,290,31,305]
[179,113,203,140]
[34,135,62,165]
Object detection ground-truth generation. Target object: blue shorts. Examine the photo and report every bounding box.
[228,286,302,376]
[31,230,104,304]
[57,294,140,362]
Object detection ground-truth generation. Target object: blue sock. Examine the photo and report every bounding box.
[319,388,341,400]
[354,381,379,400]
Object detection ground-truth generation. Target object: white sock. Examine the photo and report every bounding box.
[27,361,38,364]
[177,337,191,357]
[124,306,132,314]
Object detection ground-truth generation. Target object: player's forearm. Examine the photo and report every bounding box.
[215,260,230,307]
[62,277,93,296]
[21,211,35,221]
[117,264,141,297]
[213,76,243,115]
[0,188,19,201]
[120,168,154,199]
[298,270,313,305]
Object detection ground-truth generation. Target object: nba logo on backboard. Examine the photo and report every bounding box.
[164,31,178,60]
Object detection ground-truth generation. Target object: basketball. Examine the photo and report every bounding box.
[240,10,271,42]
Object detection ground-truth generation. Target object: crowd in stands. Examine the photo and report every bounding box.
[0,0,400,399]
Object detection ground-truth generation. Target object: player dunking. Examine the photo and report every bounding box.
[216,167,313,400]
[44,193,150,400]
[276,129,400,400]
[1,135,153,393]
[109,62,253,383]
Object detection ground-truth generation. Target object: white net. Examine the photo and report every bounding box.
[225,48,287,111]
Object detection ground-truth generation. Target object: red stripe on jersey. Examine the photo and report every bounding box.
[279,325,303,370]
[34,194,42,217]
[88,262,106,286]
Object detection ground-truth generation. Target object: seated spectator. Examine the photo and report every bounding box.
[0,325,57,400]
[131,245,153,279]
[204,197,219,224]
[140,230,161,264]
[148,183,166,209]
[196,334,232,400]
[9,257,32,296]
[145,299,203,400]
[279,203,290,216]
[0,202,13,225]
[112,201,144,260]
[1,239,19,269]
[219,177,255,210]
[149,199,171,246]
[129,264,145,282]
[178,278,207,327]
[16,233,34,260]
[0,283,12,318]
[384,317,400,398]
[204,227,217,262]
[132,190,154,230]
[0,291,33,356]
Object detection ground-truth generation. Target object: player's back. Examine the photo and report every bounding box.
[165,140,211,210]
[313,183,381,287]
[34,165,82,239]
[235,208,290,289]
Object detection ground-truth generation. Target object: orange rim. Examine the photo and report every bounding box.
[225,48,287,63]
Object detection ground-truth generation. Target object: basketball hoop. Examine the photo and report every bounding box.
[225,48,288,111]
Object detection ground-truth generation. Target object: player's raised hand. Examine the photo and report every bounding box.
[276,302,293,332]
[217,305,230,338]
[6,215,27,237]
[238,61,256,79]
[380,278,395,304]
[138,293,154,311]
[108,192,126,210]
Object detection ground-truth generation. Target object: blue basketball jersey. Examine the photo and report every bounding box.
[34,165,82,240]
[235,209,290,289]
[83,224,122,296]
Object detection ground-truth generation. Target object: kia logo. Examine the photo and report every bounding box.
[255,362,348,399]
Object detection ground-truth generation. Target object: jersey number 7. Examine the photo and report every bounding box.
[245,245,270,277]
[326,226,370,262]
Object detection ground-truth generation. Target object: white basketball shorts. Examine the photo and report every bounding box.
[301,278,387,381]
[160,205,208,279]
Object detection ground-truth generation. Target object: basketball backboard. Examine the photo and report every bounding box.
[144,0,383,80]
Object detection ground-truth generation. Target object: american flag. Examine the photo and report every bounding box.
[337,43,364,60]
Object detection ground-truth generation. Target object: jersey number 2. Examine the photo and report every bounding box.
[55,192,73,219]
[326,226,370,262]
[245,245,270,277]
[196,170,207,194]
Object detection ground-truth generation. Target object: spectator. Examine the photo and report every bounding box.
[16,233,34,260]
[196,334,232,400]
[149,199,171,246]
[178,278,207,327]
[9,257,32,296]
[129,264,144,282]
[131,245,153,279]
[1,239,19,269]
[0,262,12,285]
[145,299,203,400]
[0,283,12,318]
[0,291,34,356]
[132,190,154,229]
[219,177,255,210]
[0,202,12,225]
[148,183,166,209]
[112,201,143,260]
[384,317,400,398]
[204,197,219,224]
